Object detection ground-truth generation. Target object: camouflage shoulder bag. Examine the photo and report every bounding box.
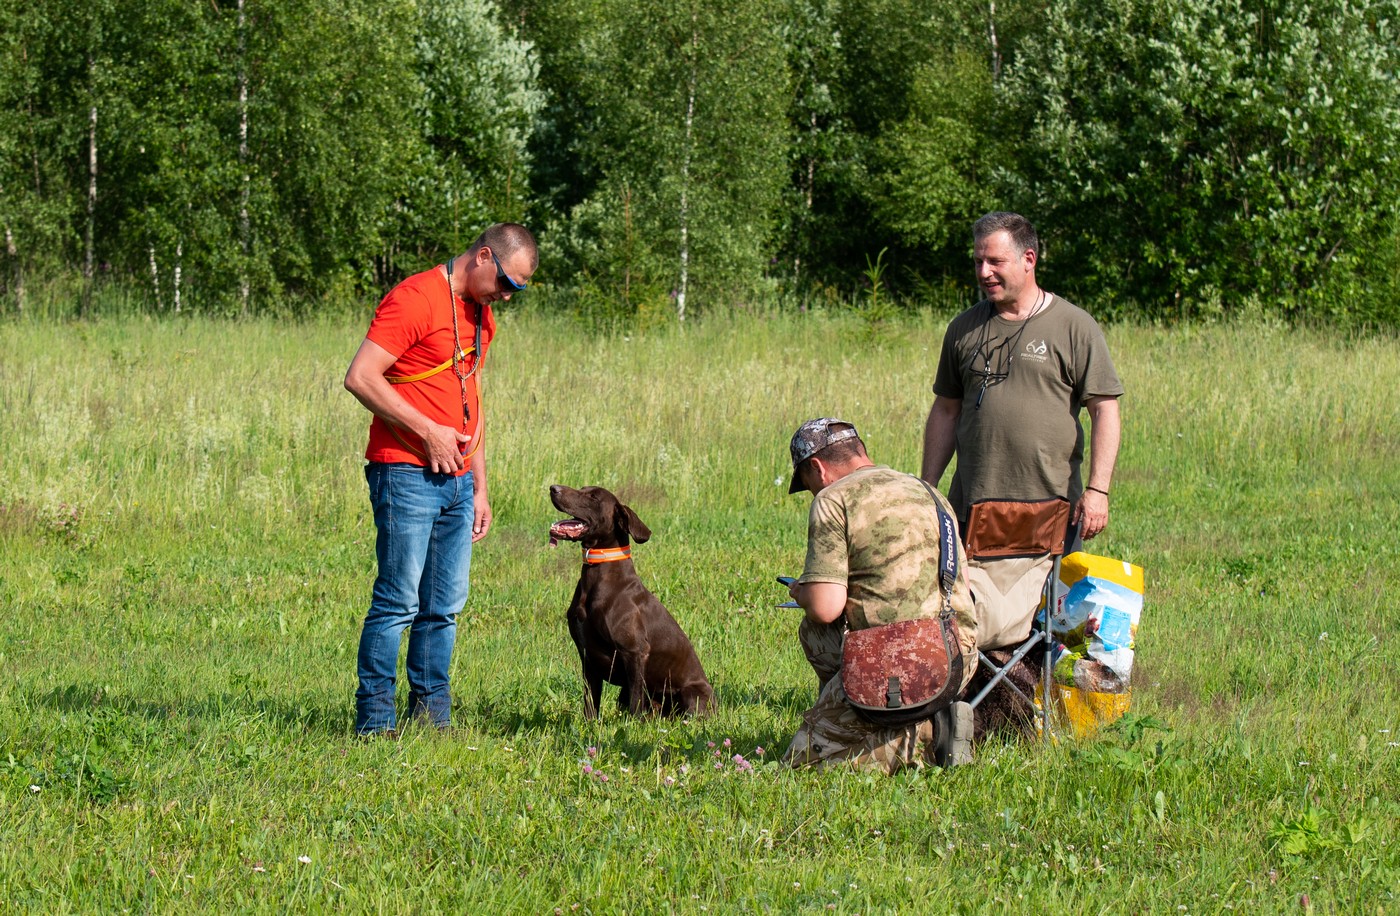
[840,482,965,726]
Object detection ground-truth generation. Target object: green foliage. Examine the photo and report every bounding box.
[780,0,931,298]
[541,0,792,318]
[4,0,1400,324]
[778,0,1038,301]
[1269,808,1338,857]
[565,184,676,330]
[246,0,423,302]
[1105,713,1170,748]
[1268,805,1375,861]
[0,0,87,295]
[0,0,544,315]
[1001,0,1400,323]
[390,0,544,271]
[853,245,897,340]
[864,49,999,268]
[778,0,848,294]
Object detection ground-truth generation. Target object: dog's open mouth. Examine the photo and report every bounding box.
[549,518,588,547]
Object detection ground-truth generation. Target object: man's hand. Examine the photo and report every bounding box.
[421,424,470,475]
[1073,488,1109,540]
[472,492,493,542]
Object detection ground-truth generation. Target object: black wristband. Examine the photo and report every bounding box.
[1086,486,1109,497]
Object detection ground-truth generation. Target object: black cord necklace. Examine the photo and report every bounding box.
[970,288,1048,410]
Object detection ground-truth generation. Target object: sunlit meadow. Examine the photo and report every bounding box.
[1,308,1396,912]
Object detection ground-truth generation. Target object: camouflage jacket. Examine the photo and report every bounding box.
[800,465,976,636]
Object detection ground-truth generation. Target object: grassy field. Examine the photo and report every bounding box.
[1,308,1397,913]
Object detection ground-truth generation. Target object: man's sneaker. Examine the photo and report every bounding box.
[356,728,399,741]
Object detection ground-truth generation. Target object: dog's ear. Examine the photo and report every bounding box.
[616,503,651,543]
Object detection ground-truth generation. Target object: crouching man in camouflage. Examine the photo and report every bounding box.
[782,418,979,772]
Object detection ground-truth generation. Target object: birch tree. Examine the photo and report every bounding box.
[0,0,86,311]
[782,0,849,295]
[237,0,250,311]
[557,0,791,320]
[100,0,236,312]
[781,0,1014,297]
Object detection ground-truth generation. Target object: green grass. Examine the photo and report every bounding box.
[1,309,1397,912]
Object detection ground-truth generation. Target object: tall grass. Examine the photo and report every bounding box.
[0,310,1396,912]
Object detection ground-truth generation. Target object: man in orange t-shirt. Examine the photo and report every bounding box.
[344,222,537,735]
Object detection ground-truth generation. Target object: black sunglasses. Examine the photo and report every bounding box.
[491,251,527,292]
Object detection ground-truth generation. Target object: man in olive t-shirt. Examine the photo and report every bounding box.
[922,211,1122,650]
[923,212,1123,530]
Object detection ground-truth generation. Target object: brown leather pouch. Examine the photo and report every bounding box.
[840,616,964,726]
[964,498,1071,559]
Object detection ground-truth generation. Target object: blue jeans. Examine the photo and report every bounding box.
[355,463,474,734]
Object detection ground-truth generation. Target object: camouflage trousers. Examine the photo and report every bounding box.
[782,618,944,774]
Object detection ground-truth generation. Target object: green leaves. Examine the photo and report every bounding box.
[538,0,792,318]
[1266,806,1376,860]
[1001,0,1400,322]
[405,0,544,248]
[0,0,544,312]
[4,0,1400,322]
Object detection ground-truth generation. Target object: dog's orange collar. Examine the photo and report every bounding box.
[583,546,632,565]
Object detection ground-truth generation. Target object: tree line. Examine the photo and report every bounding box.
[3,0,1398,325]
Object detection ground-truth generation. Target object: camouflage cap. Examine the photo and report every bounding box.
[788,417,860,494]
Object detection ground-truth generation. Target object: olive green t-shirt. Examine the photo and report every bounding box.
[932,295,1123,520]
[799,465,976,636]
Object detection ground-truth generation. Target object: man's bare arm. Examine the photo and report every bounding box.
[1074,395,1121,539]
[790,580,848,625]
[921,395,962,485]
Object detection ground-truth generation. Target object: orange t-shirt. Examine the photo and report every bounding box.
[362,266,496,471]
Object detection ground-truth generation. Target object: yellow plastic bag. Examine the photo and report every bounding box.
[1049,683,1133,739]
[1042,551,1145,736]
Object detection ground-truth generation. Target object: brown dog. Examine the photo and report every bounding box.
[549,485,715,718]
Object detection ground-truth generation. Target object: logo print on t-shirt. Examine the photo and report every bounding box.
[1022,339,1049,362]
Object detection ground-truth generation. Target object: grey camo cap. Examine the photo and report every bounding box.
[788,417,860,494]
